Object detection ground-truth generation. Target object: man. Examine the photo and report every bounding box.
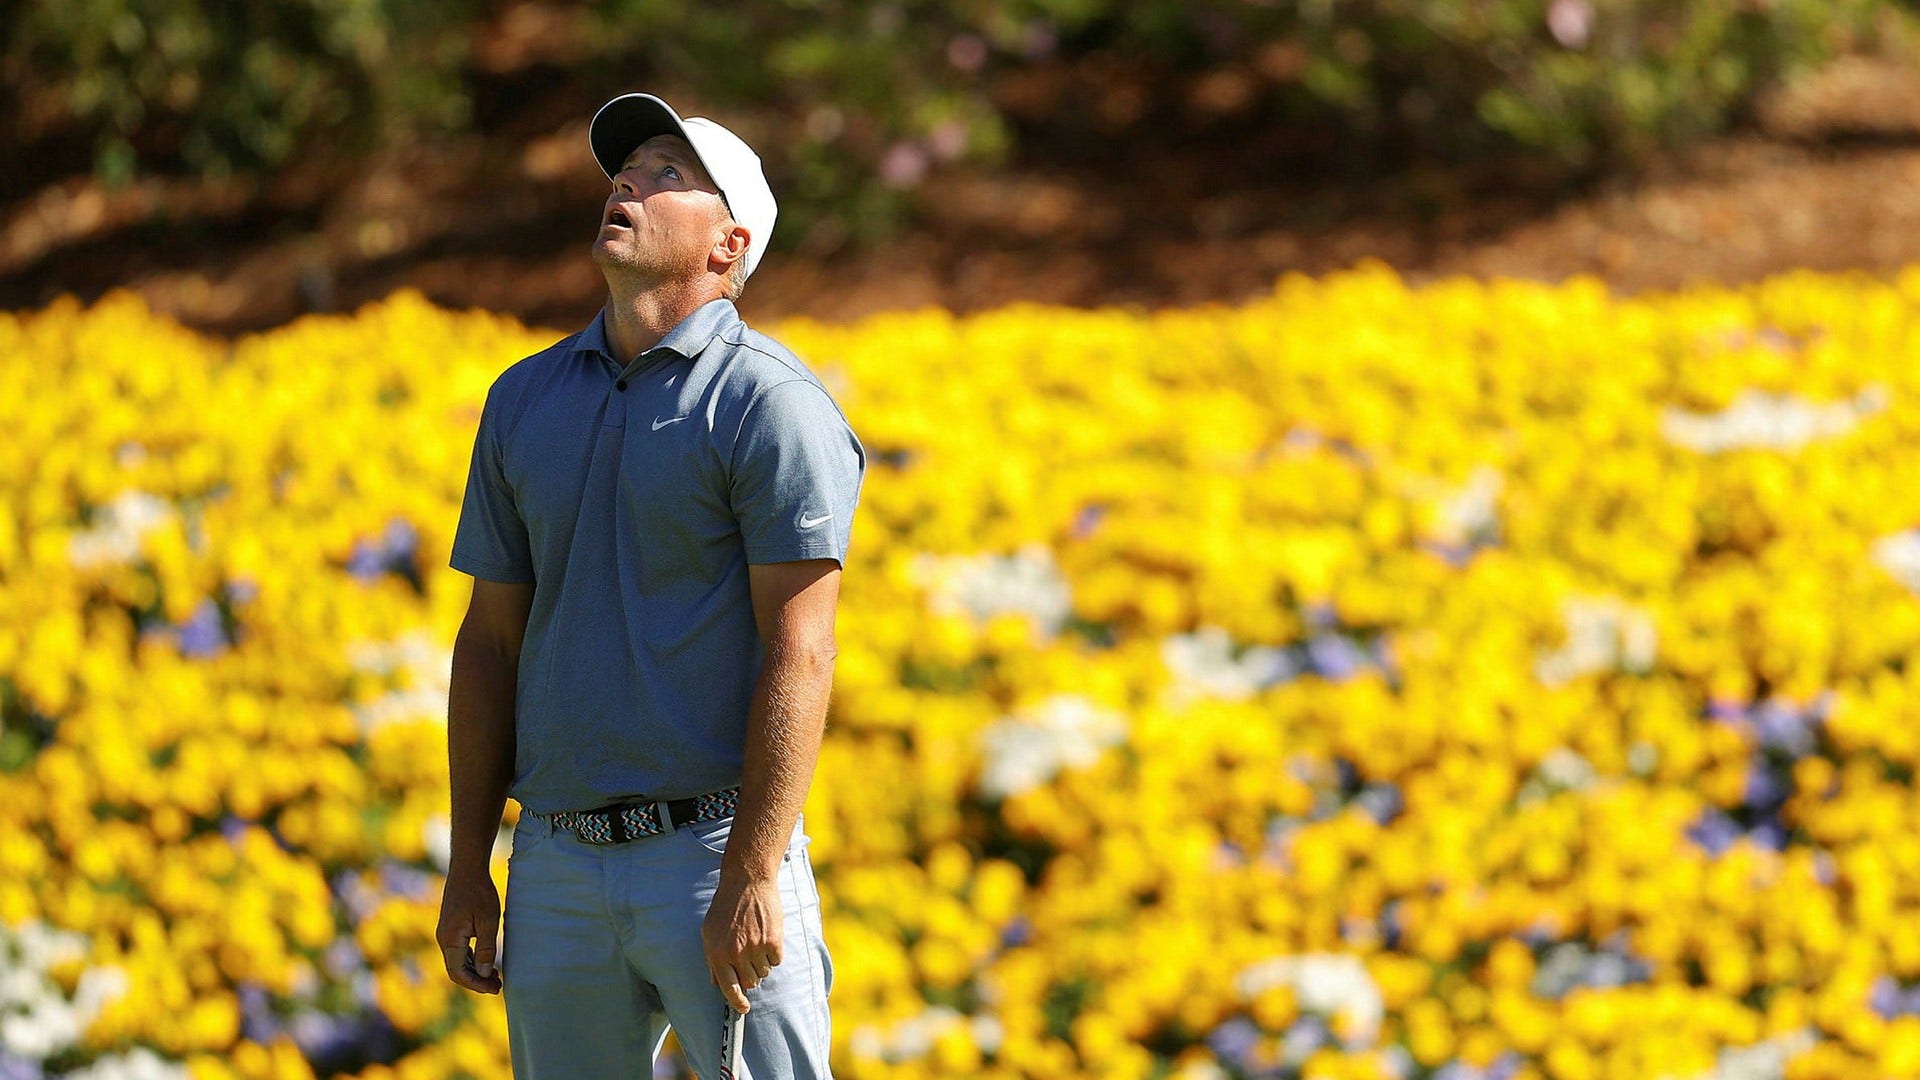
[436,92,864,1080]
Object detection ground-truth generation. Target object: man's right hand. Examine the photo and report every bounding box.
[437,865,504,994]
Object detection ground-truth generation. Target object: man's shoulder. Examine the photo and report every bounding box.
[710,319,827,396]
[502,328,588,385]
[480,328,589,430]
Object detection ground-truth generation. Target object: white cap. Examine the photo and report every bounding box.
[588,93,778,282]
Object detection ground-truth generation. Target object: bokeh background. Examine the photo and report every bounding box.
[8,3,1920,1079]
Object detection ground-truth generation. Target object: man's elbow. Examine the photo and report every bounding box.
[455,616,521,674]
[772,630,838,675]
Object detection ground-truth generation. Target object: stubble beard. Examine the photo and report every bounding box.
[592,229,668,293]
[593,227,713,299]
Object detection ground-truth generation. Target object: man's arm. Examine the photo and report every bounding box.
[437,577,534,994]
[702,558,841,1012]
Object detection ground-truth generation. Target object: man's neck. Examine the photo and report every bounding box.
[602,280,724,365]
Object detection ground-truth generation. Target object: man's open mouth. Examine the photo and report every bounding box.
[606,207,632,229]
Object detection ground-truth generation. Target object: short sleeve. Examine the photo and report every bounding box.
[449,384,536,583]
[730,380,866,566]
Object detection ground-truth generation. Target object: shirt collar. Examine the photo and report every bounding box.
[573,299,740,367]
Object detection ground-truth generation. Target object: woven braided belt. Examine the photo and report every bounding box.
[541,786,741,845]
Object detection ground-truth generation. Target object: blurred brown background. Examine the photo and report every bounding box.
[6,0,1920,334]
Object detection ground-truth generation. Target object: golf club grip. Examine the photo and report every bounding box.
[720,1003,746,1079]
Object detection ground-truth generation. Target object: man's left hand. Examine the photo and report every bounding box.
[703,871,784,1012]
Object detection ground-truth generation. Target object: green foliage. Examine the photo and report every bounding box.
[4,0,1912,236]
[8,0,478,181]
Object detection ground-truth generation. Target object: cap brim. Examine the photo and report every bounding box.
[589,93,691,181]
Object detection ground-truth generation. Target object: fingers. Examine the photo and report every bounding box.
[436,911,502,995]
[714,964,752,1013]
[473,930,497,981]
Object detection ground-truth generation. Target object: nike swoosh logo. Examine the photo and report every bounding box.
[798,512,833,529]
[651,415,690,431]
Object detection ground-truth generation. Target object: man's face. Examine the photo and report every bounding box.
[591,134,730,280]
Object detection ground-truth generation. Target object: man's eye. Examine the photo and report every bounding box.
[660,166,680,180]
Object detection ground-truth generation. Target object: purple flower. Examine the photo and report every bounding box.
[323,938,365,979]
[1686,809,1741,856]
[347,540,387,581]
[1307,634,1363,680]
[1280,1014,1328,1064]
[1744,761,1788,811]
[378,860,436,900]
[1753,700,1816,756]
[1379,900,1405,949]
[1206,1017,1261,1065]
[1486,1052,1524,1080]
[1750,821,1788,852]
[0,1054,44,1080]
[290,1010,357,1063]
[239,982,281,1042]
[1301,601,1338,631]
[1000,916,1033,948]
[332,869,381,921]
[1071,504,1107,539]
[1419,540,1476,567]
[1873,975,1905,1020]
[177,598,228,657]
[1706,696,1749,724]
[1356,782,1403,824]
[348,517,421,582]
[382,518,418,561]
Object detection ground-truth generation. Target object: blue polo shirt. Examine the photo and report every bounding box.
[449,298,866,813]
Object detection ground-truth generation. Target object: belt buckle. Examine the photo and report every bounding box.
[573,802,626,845]
[582,800,661,845]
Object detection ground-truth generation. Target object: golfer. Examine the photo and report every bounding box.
[437,91,863,1080]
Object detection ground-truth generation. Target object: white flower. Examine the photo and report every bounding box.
[1873,531,1920,595]
[1662,1026,1818,1080]
[67,491,176,569]
[1161,627,1295,701]
[0,920,130,1063]
[1519,746,1598,804]
[57,1045,190,1080]
[915,544,1073,634]
[1234,953,1383,1048]
[1430,466,1504,546]
[346,631,453,732]
[976,695,1126,799]
[1535,596,1657,685]
[1660,386,1886,453]
[849,1006,967,1063]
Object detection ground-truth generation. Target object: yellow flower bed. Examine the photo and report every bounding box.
[4,263,1920,1078]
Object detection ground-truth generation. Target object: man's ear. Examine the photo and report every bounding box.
[712,221,750,273]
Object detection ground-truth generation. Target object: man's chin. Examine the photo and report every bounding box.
[590,240,641,274]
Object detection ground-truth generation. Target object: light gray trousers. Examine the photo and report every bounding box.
[500,810,835,1079]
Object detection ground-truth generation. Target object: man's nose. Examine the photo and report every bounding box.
[614,168,647,196]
